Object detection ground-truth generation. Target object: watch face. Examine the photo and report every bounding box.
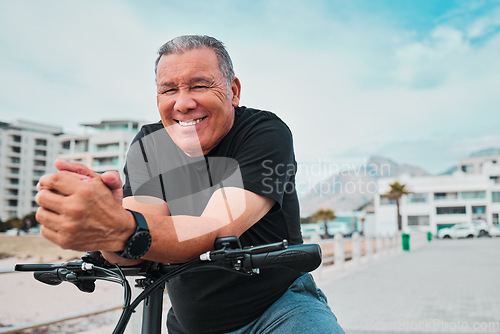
[127,231,152,259]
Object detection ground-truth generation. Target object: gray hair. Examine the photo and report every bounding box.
[155,35,235,87]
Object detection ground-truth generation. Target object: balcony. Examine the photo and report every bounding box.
[93,157,119,167]
[460,191,486,200]
[434,192,458,201]
[436,206,466,215]
[34,139,48,147]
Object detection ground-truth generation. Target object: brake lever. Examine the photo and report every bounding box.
[199,240,289,269]
[33,268,97,293]
[244,240,288,254]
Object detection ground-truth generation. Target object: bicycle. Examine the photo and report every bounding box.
[15,236,322,334]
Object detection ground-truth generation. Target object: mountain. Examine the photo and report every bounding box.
[298,156,430,216]
[439,165,458,175]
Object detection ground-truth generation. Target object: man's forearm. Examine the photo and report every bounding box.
[136,213,225,263]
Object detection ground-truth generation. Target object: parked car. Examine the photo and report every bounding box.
[326,221,352,237]
[472,220,490,237]
[437,223,477,239]
[488,225,500,237]
[300,224,322,239]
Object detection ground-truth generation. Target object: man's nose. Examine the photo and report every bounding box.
[174,90,197,113]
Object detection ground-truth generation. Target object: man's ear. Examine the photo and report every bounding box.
[231,77,241,107]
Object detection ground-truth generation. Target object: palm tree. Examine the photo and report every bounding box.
[384,181,411,231]
[313,208,337,239]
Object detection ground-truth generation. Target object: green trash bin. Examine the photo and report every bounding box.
[402,233,410,251]
[427,231,432,242]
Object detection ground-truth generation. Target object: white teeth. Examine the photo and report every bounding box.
[178,118,204,126]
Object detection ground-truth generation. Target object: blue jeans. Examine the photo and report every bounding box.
[227,273,344,334]
[167,274,344,333]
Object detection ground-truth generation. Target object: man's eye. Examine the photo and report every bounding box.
[162,88,177,94]
[192,85,209,90]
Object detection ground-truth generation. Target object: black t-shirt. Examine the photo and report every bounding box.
[123,106,303,333]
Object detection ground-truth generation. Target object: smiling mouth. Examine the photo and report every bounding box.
[176,117,207,127]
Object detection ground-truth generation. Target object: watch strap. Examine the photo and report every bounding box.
[114,209,151,259]
[126,209,149,232]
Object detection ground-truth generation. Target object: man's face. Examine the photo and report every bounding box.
[156,48,240,156]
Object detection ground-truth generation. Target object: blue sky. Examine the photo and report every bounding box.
[1,0,499,185]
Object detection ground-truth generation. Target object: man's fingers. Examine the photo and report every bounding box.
[35,189,65,214]
[101,171,122,190]
[38,171,93,196]
[101,171,123,203]
[39,225,76,251]
[36,207,62,231]
[40,224,59,242]
[55,159,99,179]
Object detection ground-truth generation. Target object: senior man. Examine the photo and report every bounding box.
[36,35,344,333]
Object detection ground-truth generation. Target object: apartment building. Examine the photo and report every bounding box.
[374,150,500,235]
[0,120,62,220]
[58,119,144,181]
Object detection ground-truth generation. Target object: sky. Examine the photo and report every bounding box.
[1,0,499,187]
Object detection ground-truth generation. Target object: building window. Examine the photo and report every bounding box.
[75,140,89,153]
[11,157,20,164]
[492,192,500,203]
[12,135,22,143]
[407,193,428,203]
[9,178,19,185]
[461,191,486,199]
[11,146,21,153]
[436,206,466,215]
[408,215,430,226]
[35,138,47,146]
[33,170,44,177]
[380,195,396,205]
[61,141,71,152]
[472,206,486,214]
[8,199,18,207]
[461,165,474,173]
[434,192,458,201]
[493,213,499,225]
[34,149,47,157]
[34,160,46,167]
[490,176,500,184]
[93,157,119,166]
[95,143,120,152]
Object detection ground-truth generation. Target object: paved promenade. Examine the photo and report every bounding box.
[317,238,500,333]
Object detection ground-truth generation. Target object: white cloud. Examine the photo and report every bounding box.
[0,1,162,131]
[0,0,498,177]
[467,7,500,38]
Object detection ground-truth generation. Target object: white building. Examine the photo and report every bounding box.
[374,151,500,235]
[58,120,144,181]
[0,120,62,220]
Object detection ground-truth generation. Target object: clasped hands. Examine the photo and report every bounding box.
[35,160,134,252]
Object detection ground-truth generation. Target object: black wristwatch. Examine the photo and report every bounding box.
[115,209,152,259]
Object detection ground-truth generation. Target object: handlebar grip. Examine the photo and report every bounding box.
[248,244,322,272]
[34,270,65,286]
[15,263,62,271]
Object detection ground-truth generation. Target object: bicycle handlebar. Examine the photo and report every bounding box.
[16,238,322,280]
[241,243,322,273]
[14,237,322,334]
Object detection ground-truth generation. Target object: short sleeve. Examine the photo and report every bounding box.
[122,123,166,200]
[230,115,296,210]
